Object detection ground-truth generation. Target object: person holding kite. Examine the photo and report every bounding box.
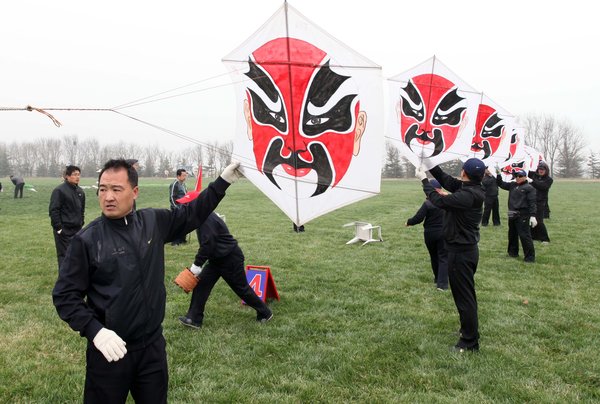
[174,212,273,329]
[52,158,241,403]
[416,158,486,353]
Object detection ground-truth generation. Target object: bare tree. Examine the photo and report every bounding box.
[382,141,403,178]
[587,151,600,179]
[521,114,560,174]
[217,140,233,174]
[555,121,585,178]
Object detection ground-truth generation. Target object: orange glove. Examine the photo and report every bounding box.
[174,267,199,293]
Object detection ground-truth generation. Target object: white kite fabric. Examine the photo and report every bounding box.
[223,3,383,226]
[387,56,480,170]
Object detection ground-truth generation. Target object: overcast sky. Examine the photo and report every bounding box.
[1,0,598,152]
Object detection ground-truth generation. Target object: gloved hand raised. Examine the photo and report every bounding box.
[415,168,428,181]
[529,216,538,228]
[93,328,127,362]
[220,162,241,184]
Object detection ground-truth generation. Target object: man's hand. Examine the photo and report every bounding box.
[415,168,428,181]
[220,162,241,184]
[174,267,199,293]
[529,217,538,228]
[93,328,127,362]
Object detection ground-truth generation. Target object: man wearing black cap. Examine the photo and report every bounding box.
[497,169,537,262]
[416,158,485,352]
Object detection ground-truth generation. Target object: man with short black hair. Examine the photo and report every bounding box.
[416,158,486,352]
[169,168,188,245]
[49,165,86,268]
[53,158,241,403]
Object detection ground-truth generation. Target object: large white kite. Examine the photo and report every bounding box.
[388,56,480,170]
[222,2,383,226]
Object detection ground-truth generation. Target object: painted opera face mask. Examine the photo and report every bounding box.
[243,37,367,197]
[398,74,467,158]
[471,104,506,159]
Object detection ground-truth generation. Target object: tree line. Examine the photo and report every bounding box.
[0,137,233,179]
[0,113,597,179]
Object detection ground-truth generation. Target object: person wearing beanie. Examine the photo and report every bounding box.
[528,161,552,243]
[481,167,501,226]
[496,169,537,262]
[415,158,485,352]
[406,179,449,291]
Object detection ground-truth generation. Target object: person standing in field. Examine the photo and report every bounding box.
[481,167,501,226]
[169,168,188,245]
[53,158,241,403]
[528,161,552,243]
[49,165,86,269]
[416,158,486,353]
[497,169,537,262]
[406,179,448,291]
[10,174,25,198]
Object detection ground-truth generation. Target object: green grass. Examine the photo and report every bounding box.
[1,177,599,403]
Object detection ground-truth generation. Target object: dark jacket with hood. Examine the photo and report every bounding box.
[528,162,553,205]
[52,177,229,350]
[424,166,485,250]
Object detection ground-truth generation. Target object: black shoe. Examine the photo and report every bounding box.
[451,344,479,353]
[508,254,519,258]
[257,310,273,323]
[178,316,201,329]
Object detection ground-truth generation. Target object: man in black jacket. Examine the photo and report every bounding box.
[49,165,86,269]
[176,212,272,329]
[10,174,25,198]
[497,169,537,262]
[528,161,552,242]
[52,159,240,403]
[416,158,486,352]
[169,168,188,245]
[481,167,501,226]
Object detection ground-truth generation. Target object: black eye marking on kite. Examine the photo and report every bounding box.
[245,59,287,132]
[400,80,424,122]
[302,61,357,137]
[432,88,465,127]
[481,113,504,138]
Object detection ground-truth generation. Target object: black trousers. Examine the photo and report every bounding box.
[14,183,24,198]
[52,227,80,269]
[508,216,535,261]
[447,246,479,350]
[531,202,550,242]
[186,247,270,324]
[84,335,168,404]
[482,196,500,225]
[424,232,448,289]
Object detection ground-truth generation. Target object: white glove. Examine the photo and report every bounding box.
[57,229,62,235]
[93,328,127,362]
[220,162,241,184]
[487,166,496,176]
[529,217,538,228]
[415,168,428,181]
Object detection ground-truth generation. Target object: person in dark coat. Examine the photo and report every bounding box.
[481,167,501,226]
[49,165,86,269]
[406,179,448,290]
[169,168,188,245]
[528,161,553,242]
[10,175,25,198]
[416,158,486,352]
[177,212,272,329]
[52,159,240,403]
[497,169,537,262]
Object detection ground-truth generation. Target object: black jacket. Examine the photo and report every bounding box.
[481,174,499,197]
[496,175,537,216]
[406,200,444,236]
[169,180,187,209]
[52,177,229,350]
[425,166,485,250]
[194,212,238,267]
[49,180,86,234]
[528,171,553,204]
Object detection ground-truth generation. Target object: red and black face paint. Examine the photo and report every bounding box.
[244,38,362,197]
[471,105,505,159]
[399,74,467,157]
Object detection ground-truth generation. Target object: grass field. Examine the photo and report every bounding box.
[1,176,599,403]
